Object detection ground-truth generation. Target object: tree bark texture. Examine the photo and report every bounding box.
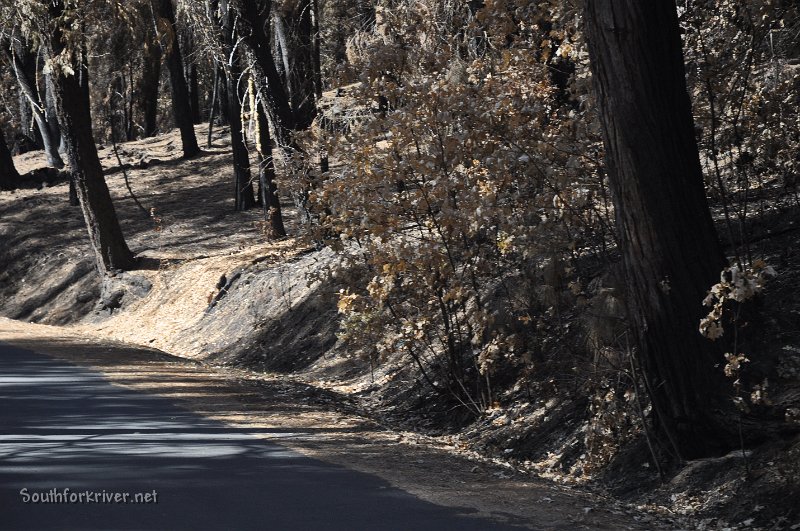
[225,70,256,211]
[17,90,38,151]
[284,0,318,129]
[183,32,202,124]
[153,0,200,157]
[44,72,65,153]
[584,0,733,458]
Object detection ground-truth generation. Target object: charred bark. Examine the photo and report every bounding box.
[584,0,737,458]
[44,72,65,154]
[285,0,318,129]
[225,69,256,211]
[255,96,286,237]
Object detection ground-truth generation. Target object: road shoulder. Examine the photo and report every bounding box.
[0,317,659,530]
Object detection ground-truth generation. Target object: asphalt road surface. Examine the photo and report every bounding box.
[0,342,531,530]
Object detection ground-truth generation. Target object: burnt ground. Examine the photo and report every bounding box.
[1,125,799,529]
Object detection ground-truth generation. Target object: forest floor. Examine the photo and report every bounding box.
[1,125,799,530]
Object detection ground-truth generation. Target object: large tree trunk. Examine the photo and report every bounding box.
[46,6,136,274]
[153,0,200,158]
[44,72,65,154]
[272,12,291,89]
[584,0,734,458]
[0,129,20,190]
[45,68,79,205]
[54,67,136,272]
[216,65,230,126]
[18,91,38,151]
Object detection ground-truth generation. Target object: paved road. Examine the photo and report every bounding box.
[0,343,530,530]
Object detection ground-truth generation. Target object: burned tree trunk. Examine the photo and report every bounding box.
[153,0,200,158]
[584,0,735,458]
[7,46,65,169]
[138,17,162,138]
[254,86,285,237]
[225,69,256,211]
[219,0,255,211]
[46,3,136,273]
[282,0,318,130]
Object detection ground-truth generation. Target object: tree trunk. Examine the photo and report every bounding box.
[225,69,256,211]
[287,0,318,130]
[138,30,161,138]
[8,47,65,169]
[0,129,20,190]
[236,0,295,147]
[44,71,65,154]
[272,13,292,97]
[153,0,200,158]
[46,7,136,274]
[220,0,256,211]
[18,91,38,151]
[216,65,230,126]
[206,65,220,148]
[584,0,734,458]
[255,90,286,237]
[271,1,318,130]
